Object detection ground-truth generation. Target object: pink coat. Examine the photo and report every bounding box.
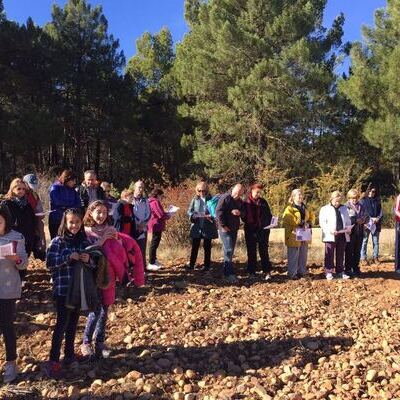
[85,227,145,306]
[148,197,169,233]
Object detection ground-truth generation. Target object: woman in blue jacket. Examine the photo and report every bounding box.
[187,182,218,271]
[49,170,82,239]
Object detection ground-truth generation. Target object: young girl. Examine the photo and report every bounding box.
[81,201,144,359]
[45,208,94,379]
[113,189,136,238]
[147,187,170,271]
[3,178,36,285]
[0,206,28,383]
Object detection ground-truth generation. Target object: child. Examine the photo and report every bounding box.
[113,189,136,238]
[0,205,28,383]
[81,201,144,359]
[45,208,95,379]
[147,187,170,271]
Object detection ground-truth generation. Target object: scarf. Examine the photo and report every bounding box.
[88,224,117,239]
[246,194,262,228]
[64,230,86,247]
[294,203,306,224]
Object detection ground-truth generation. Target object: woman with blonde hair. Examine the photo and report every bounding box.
[282,189,315,279]
[344,189,368,277]
[187,181,218,271]
[319,191,352,280]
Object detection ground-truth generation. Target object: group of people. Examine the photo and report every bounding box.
[0,169,390,384]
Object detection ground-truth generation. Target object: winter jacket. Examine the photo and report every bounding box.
[2,198,36,255]
[78,184,105,209]
[26,190,46,260]
[49,183,82,227]
[133,196,151,240]
[215,192,245,232]
[282,204,315,247]
[319,204,352,243]
[345,201,368,236]
[187,195,218,239]
[85,227,145,306]
[148,197,169,233]
[242,196,272,232]
[0,230,28,299]
[46,234,94,296]
[360,196,383,233]
[113,201,136,238]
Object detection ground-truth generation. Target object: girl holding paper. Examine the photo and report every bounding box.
[0,205,28,383]
[283,189,315,279]
[187,182,218,271]
[319,191,352,280]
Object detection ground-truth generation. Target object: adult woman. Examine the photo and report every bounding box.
[242,184,272,280]
[344,189,368,277]
[49,169,82,239]
[147,187,170,271]
[187,182,218,271]
[282,189,315,279]
[319,191,352,280]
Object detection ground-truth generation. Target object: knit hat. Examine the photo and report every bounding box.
[23,174,39,191]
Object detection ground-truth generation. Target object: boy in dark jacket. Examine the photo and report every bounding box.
[78,170,105,209]
[215,184,245,283]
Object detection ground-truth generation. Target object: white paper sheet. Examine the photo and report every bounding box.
[167,205,180,214]
[0,243,15,259]
[263,216,279,230]
[367,220,376,235]
[295,228,312,241]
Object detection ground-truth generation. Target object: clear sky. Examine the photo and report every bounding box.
[3,0,387,69]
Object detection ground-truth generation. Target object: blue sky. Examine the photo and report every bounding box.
[3,0,387,69]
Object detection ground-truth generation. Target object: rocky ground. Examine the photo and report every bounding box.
[1,257,400,400]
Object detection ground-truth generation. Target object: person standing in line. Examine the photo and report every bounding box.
[100,182,118,215]
[113,189,136,239]
[49,170,82,239]
[78,170,105,209]
[187,181,218,272]
[132,180,151,267]
[360,186,383,266]
[147,187,170,272]
[319,191,352,280]
[242,183,273,280]
[344,189,368,277]
[215,184,245,284]
[282,189,315,280]
[0,205,28,383]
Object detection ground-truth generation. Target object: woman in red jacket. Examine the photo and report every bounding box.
[147,187,170,271]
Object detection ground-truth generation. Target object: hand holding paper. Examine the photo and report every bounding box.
[264,216,279,230]
[0,243,15,260]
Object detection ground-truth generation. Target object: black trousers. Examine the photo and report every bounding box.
[190,237,212,269]
[49,222,60,240]
[345,230,363,274]
[149,232,162,264]
[50,296,80,362]
[244,228,271,274]
[0,299,17,361]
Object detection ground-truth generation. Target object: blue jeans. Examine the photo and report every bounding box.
[219,230,238,276]
[360,229,380,260]
[83,304,109,345]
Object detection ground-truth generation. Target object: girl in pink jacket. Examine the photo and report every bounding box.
[147,187,170,271]
[80,201,144,358]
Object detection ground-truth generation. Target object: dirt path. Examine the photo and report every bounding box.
[1,259,400,399]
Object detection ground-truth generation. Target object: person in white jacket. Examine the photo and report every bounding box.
[319,191,352,280]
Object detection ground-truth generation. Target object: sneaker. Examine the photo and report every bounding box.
[224,274,239,284]
[80,343,94,358]
[147,263,161,271]
[95,343,111,359]
[288,274,299,280]
[43,360,62,379]
[326,272,334,281]
[155,260,163,268]
[341,273,351,280]
[63,354,90,368]
[264,273,272,281]
[185,264,194,270]
[3,361,18,384]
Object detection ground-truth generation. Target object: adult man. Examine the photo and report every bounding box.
[360,186,383,265]
[215,184,245,283]
[132,180,151,266]
[78,170,105,209]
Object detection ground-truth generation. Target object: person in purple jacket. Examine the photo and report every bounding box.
[49,170,82,239]
[147,187,170,271]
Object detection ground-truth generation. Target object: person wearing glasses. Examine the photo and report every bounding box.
[2,178,36,286]
[49,170,82,239]
[187,181,218,271]
[344,189,368,277]
[360,186,383,266]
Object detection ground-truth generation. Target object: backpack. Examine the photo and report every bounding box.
[206,195,220,218]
